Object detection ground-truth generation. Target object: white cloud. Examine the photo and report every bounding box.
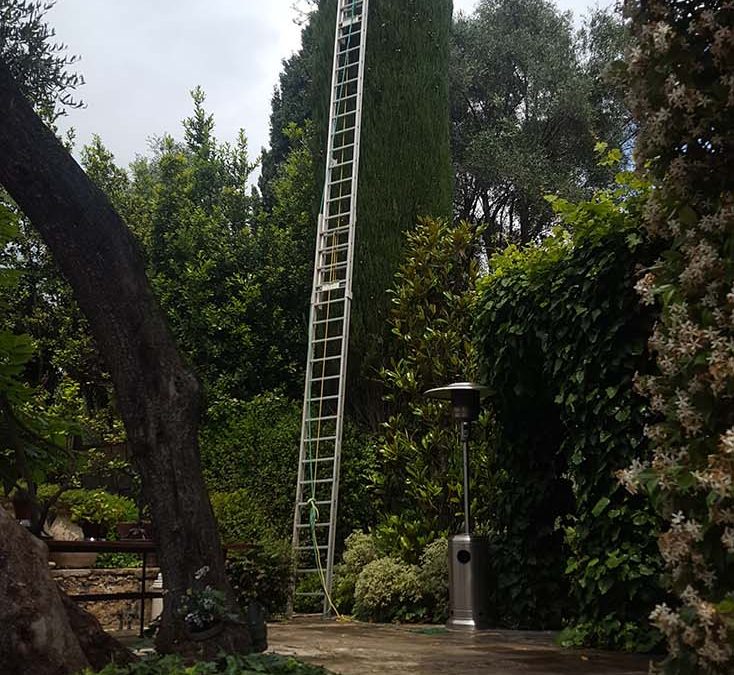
[49,0,303,171]
[46,0,600,176]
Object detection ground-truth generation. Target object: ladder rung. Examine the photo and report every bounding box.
[336,45,361,57]
[311,355,342,363]
[297,523,331,529]
[334,93,358,104]
[312,289,347,298]
[296,544,329,550]
[307,394,340,403]
[305,413,338,421]
[302,456,336,464]
[334,77,359,89]
[309,373,341,381]
[312,335,344,344]
[327,177,352,188]
[318,245,349,257]
[298,477,333,485]
[305,436,336,443]
[316,278,345,287]
[299,500,331,507]
[325,209,352,219]
[331,141,355,152]
[317,266,348,276]
[312,317,344,326]
[328,159,354,170]
[339,18,361,30]
[295,591,325,596]
[327,194,352,205]
[333,110,357,122]
[320,224,351,234]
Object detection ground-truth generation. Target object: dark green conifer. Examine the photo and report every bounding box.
[310,0,453,423]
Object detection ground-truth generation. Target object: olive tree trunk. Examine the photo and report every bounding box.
[0,57,251,654]
[0,507,136,673]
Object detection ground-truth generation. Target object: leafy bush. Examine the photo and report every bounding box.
[209,489,274,545]
[208,489,293,617]
[342,530,378,571]
[95,552,141,569]
[336,532,448,623]
[201,394,300,537]
[41,486,138,531]
[201,393,377,542]
[353,556,423,623]
[91,653,332,674]
[374,218,494,562]
[226,539,293,619]
[332,530,379,614]
[417,538,449,623]
[474,169,664,646]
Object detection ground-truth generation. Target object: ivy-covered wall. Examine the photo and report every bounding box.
[474,175,665,648]
[309,0,453,421]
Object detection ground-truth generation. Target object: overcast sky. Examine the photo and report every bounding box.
[48,0,599,175]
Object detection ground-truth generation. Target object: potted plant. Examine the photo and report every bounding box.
[177,566,239,640]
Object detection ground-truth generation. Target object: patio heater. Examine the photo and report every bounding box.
[425,381,490,630]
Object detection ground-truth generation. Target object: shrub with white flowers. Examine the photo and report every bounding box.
[619,1,734,672]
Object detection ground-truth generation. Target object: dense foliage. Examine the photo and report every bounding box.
[0,0,83,121]
[201,393,376,544]
[308,0,454,421]
[452,0,631,249]
[618,1,734,672]
[332,531,448,623]
[91,653,332,675]
[474,168,664,647]
[373,217,492,560]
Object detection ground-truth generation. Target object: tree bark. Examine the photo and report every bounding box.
[0,58,251,653]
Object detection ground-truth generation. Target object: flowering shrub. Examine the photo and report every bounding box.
[178,585,227,632]
[618,1,734,671]
[177,566,237,632]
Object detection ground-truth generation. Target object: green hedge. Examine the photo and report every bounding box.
[200,392,377,543]
[474,174,664,648]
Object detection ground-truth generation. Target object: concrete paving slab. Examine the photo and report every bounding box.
[267,619,654,675]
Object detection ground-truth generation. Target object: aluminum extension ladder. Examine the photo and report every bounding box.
[291,0,369,615]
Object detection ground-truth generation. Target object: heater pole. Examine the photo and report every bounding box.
[461,421,471,535]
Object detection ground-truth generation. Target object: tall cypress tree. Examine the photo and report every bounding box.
[310,0,453,424]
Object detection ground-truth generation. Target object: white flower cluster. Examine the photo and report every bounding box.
[621,0,734,670]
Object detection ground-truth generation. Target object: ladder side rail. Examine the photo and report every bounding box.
[291,0,354,559]
[323,0,370,613]
[292,0,369,615]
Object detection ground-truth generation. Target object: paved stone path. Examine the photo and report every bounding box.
[268,619,653,675]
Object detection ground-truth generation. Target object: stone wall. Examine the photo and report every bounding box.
[52,567,160,632]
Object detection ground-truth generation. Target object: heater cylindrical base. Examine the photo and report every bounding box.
[447,533,491,631]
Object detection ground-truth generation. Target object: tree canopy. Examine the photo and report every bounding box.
[451,0,630,249]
